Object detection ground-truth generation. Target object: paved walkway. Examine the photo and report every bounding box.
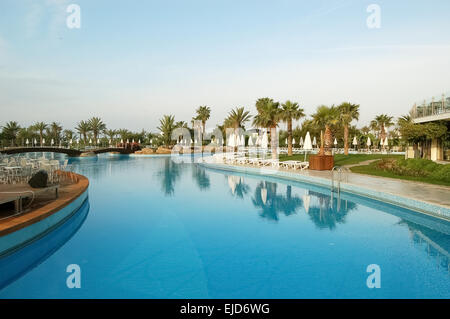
[286,167,450,208]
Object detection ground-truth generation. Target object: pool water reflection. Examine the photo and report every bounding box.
[0,153,449,298]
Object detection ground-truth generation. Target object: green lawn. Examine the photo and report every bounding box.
[279,153,403,166]
[279,153,450,186]
[350,160,450,187]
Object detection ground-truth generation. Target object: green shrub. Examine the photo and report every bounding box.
[375,158,450,182]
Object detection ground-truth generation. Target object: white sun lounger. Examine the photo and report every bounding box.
[281,160,309,170]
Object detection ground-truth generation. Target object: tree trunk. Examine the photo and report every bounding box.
[287,119,293,156]
[319,130,325,155]
[344,124,349,155]
[324,125,332,156]
[380,124,386,149]
[271,126,278,160]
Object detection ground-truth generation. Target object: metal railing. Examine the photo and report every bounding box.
[410,93,450,120]
[331,166,350,195]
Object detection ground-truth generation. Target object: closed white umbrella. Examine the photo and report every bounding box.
[43,138,45,145]
[26,139,29,146]
[261,131,268,149]
[51,139,54,146]
[303,191,311,214]
[97,138,100,145]
[228,176,237,194]
[300,137,304,146]
[352,136,358,146]
[121,139,124,144]
[366,136,372,148]
[384,137,389,147]
[303,132,313,162]
[261,187,267,205]
[138,139,141,144]
[293,138,296,145]
[334,138,338,146]
[312,136,317,146]
[34,138,37,145]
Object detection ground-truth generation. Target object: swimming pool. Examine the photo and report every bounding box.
[0,154,449,298]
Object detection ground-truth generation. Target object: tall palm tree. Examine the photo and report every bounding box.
[253,98,281,159]
[224,107,252,129]
[338,102,360,155]
[311,105,339,155]
[88,117,106,144]
[280,100,305,156]
[193,106,211,136]
[32,122,47,146]
[1,121,21,146]
[75,120,91,144]
[157,115,176,147]
[371,114,394,145]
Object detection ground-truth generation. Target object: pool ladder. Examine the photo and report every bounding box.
[331,166,350,195]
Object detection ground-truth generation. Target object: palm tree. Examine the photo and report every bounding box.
[311,105,339,155]
[175,121,188,129]
[88,117,106,145]
[117,129,130,142]
[371,114,394,146]
[157,115,176,147]
[75,120,91,144]
[63,129,74,144]
[338,102,360,155]
[1,121,21,146]
[48,122,63,144]
[253,98,282,159]
[193,106,211,136]
[224,107,252,129]
[104,129,117,143]
[32,122,47,146]
[280,100,305,156]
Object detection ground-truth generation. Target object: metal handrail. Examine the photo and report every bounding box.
[331,166,350,195]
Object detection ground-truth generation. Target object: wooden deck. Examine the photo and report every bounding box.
[0,173,89,237]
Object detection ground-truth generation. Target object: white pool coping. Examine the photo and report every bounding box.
[199,162,450,222]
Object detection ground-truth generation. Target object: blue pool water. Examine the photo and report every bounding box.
[0,153,449,298]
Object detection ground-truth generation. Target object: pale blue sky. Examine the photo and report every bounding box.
[1,0,450,132]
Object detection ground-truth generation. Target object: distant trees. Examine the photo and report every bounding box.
[157,115,176,147]
[338,102,360,155]
[88,117,106,144]
[280,100,304,156]
[371,114,394,142]
[75,120,90,144]
[311,105,339,155]
[193,106,211,136]
[224,107,252,130]
[1,121,21,146]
